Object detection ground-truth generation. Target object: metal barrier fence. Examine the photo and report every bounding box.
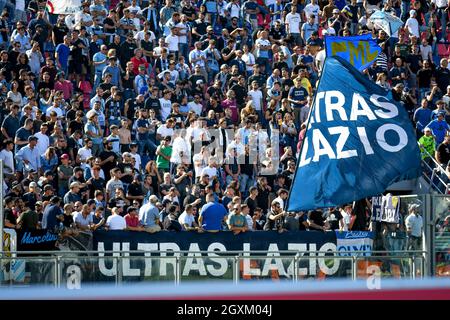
[0,251,426,288]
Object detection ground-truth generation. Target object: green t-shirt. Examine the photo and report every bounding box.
[229,213,247,228]
[418,135,436,159]
[156,145,172,169]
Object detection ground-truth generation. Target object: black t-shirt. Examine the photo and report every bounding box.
[417,69,433,89]
[70,38,84,60]
[308,210,325,231]
[435,67,450,93]
[4,208,16,225]
[437,142,450,165]
[230,84,247,106]
[88,177,106,199]
[327,209,343,230]
[68,120,83,135]
[122,72,135,90]
[269,28,284,41]
[52,24,69,46]
[99,150,118,180]
[244,196,258,216]
[256,185,271,213]
[118,162,134,184]
[192,20,207,41]
[103,17,116,34]
[248,74,266,89]
[181,6,196,18]
[128,181,144,197]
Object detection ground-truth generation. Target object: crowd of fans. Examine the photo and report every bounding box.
[0,0,449,237]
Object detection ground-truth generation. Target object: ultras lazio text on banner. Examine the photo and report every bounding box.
[287,56,421,211]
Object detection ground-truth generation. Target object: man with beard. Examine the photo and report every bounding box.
[99,140,119,181]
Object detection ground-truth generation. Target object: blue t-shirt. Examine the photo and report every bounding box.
[136,118,149,141]
[426,119,450,145]
[200,202,227,231]
[288,86,308,108]
[42,204,63,230]
[414,108,432,131]
[55,43,70,69]
[243,1,258,19]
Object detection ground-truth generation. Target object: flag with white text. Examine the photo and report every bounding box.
[286,56,421,211]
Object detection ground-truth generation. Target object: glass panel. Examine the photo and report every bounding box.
[236,256,296,281]
[355,256,418,279]
[179,256,234,282]
[59,256,117,288]
[120,256,176,283]
[433,195,450,277]
[297,256,353,280]
[0,258,56,287]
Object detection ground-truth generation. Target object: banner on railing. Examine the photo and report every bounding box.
[336,231,374,256]
[16,229,59,252]
[86,230,373,281]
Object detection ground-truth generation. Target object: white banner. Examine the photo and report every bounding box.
[46,0,82,14]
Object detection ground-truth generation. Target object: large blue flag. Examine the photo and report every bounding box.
[324,34,381,71]
[286,56,421,212]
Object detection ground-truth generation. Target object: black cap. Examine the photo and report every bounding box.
[44,170,52,176]
[28,135,38,142]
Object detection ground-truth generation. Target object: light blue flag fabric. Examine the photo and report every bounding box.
[369,10,404,36]
[324,34,381,71]
[286,56,421,212]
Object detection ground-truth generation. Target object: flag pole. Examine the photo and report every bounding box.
[284,56,327,212]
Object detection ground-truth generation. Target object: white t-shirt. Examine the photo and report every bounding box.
[34,132,50,157]
[156,124,174,139]
[175,22,189,44]
[130,152,142,171]
[106,214,127,230]
[187,101,203,115]
[405,17,419,38]
[248,89,263,111]
[405,213,423,237]
[159,98,172,121]
[419,44,432,61]
[341,210,351,231]
[135,30,156,42]
[242,52,256,72]
[178,211,195,229]
[245,214,253,231]
[0,149,14,173]
[201,166,218,178]
[171,136,190,163]
[165,34,179,52]
[193,153,207,178]
[77,147,92,169]
[304,4,320,24]
[285,13,301,33]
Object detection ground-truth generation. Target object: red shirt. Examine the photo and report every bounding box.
[124,214,140,228]
[130,57,150,75]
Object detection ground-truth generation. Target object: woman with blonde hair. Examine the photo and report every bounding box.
[240,101,257,122]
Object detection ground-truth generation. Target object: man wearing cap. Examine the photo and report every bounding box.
[64,182,82,205]
[23,181,40,211]
[15,135,41,174]
[405,203,423,251]
[426,112,450,145]
[418,127,436,161]
[41,196,64,231]
[405,10,420,39]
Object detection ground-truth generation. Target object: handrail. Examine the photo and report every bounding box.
[3,250,428,255]
[419,143,448,194]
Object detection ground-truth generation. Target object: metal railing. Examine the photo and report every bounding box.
[0,250,426,288]
[419,144,449,194]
